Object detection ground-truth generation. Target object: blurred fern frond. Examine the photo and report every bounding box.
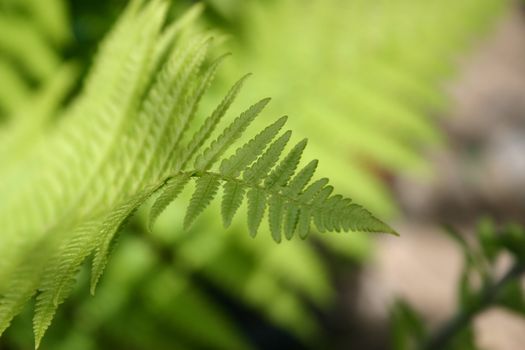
[127,0,509,344]
[0,0,392,347]
[0,0,70,117]
[211,0,507,215]
[0,0,511,349]
[0,0,76,175]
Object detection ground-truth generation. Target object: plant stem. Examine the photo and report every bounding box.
[422,261,525,350]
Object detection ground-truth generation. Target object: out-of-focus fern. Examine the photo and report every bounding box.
[131,0,509,343]
[0,0,76,176]
[209,0,507,216]
[0,0,70,117]
[0,0,511,349]
[0,0,393,347]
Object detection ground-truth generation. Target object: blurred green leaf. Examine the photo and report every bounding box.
[477,218,500,263]
[390,300,426,350]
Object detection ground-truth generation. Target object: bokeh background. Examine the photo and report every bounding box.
[1,0,524,349]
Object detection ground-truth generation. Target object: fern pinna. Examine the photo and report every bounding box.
[0,0,394,347]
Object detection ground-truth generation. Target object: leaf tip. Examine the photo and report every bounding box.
[387,228,400,236]
[249,227,258,238]
[240,72,253,82]
[146,212,157,234]
[298,138,308,148]
[278,115,288,124]
[222,216,232,229]
[257,97,272,109]
[34,332,43,350]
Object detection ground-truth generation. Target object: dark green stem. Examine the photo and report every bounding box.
[422,262,525,350]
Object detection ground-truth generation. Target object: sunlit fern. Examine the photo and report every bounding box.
[0,0,394,347]
[208,0,507,216]
[118,0,508,346]
[0,0,70,117]
[0,0,510,348]
[0,0,76,179]
[127,1,509,343]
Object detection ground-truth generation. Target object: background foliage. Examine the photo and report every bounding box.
[391,220,525,350]
[0,0,517,349]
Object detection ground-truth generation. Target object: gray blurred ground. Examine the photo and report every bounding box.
[361,4,525,350]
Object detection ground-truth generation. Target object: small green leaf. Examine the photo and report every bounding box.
[284,203,300,240]
[149,174,191,230]
[184,173,221,229]
[268,195,284,243]
[247,188,266,237]
[221,181,246,228]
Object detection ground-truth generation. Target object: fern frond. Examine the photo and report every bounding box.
[33,224,96,348]
[90,189,156,293]
[286,160,319,196]
[0,1,395,347]
[161,115,395,240]
[265,139,307,189]
[215,0,507,218]
[0,256,42,337]
[178,73,251,169]
[220,116,288,177]
[0,0,71,119]
[149,174,191,230]
[194,97,270,171]
[243,130,292,183]
[247,188,268,237]
[184,174,221,229]
[268,195,285,243]
[221,181,246,228]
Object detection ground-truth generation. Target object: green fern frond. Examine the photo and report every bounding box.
[0,0,70,119]
[0,1,394,347]
[220,115,288,177]
[244,130,292,184]
[247,187,268,237]
[178,73,251,169]
[156,115,396,240]
[213,0,507,216]
[184,173,222,229]
[149,174,191,231]
[221,181,247,228]
[194,98,271,171]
